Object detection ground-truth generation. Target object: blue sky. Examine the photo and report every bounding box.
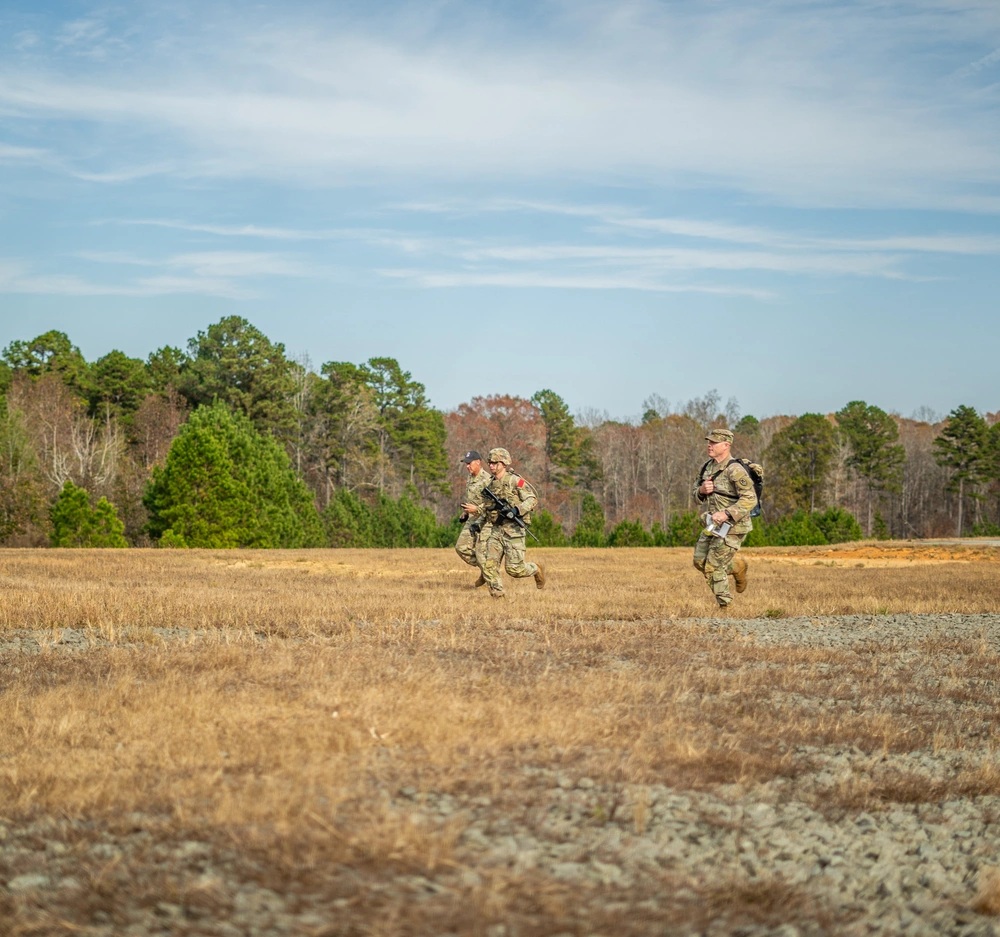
[1,0,999,421]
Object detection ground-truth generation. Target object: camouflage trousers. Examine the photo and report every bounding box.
[455,520,485,569]
[482,523,538,595]
[693,531,746,607]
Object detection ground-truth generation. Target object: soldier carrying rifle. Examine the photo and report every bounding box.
[476,447,546,599]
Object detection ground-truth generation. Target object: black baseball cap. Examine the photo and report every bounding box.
[460,450,482,463]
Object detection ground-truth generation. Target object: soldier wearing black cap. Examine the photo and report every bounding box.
[455,450,491,586]
[693,428,756,607]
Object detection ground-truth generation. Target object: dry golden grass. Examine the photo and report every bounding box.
[974,867,1000,916]
[1,541,1000,633]
[1,544,999,934]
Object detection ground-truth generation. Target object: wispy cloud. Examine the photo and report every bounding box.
[1,2,999,207]
[76,249,316,278]
[377,268,773,298]
[955,47,1000,78]
[398,198,1000,255]
[0,248,317,299]
[0,259,248,298]
[93,201,996,298]
[0,143,48,161]
[111,219,334,240]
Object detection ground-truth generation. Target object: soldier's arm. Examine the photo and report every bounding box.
[464,474,489,514]
[512,478,537,516]
[723,465,757,521]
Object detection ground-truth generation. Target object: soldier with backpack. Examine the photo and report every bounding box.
[693,428,762,608]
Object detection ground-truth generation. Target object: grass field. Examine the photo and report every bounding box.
[1,543,999,935]
[2,541,1000,634]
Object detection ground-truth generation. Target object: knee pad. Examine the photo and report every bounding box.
[692,557,706,573]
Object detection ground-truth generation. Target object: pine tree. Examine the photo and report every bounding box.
[531,389,580,488]
[146,346,189,395]
[88,350,151,419]
[607,519,653,547]
[180,317,297,436]
[50,480,93,547]
[532,510,568,546]
[571,494,606,547]
[50,480,127,547]
[358,357,449,494]
[2,330,90,396]
[813,506,863,544]
[765,413,836,512]
[89,498,128,547]
[933,405,989,537]
[144,401,324,548]
[835,401,905,536]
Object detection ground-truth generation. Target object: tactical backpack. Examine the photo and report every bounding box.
[699,458,764,518]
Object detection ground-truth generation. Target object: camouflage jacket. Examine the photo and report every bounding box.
[483,471,538,532]
[464,469,492,520]
[695,458,756,534]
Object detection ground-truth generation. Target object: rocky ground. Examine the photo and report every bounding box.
[2,614,1000,937]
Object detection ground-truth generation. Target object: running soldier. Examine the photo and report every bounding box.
[693,428,756,608]
[455,449,491,587]
[480,448,545,599]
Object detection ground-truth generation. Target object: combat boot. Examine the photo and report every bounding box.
[732,554,748,593]
[474,572,486,588]
[489,588,506,600]
[534,562,546,589]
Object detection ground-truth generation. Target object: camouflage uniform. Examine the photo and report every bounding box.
[455,466,492,570]
[693,432,757,607]
[480,448,540,597]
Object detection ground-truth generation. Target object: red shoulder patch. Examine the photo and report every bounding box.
[517,478,525,488]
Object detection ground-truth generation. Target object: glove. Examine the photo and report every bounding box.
[502,505,519,520]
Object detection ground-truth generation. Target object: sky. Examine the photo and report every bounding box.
[1,0,999,422]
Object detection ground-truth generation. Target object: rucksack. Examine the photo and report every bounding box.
[699,458,764,518]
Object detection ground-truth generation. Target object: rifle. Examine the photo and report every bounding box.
[482,486,539,543]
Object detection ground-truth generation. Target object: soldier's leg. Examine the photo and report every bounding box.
[482,528,506,596]
[501,530,538,579]
[474,523,490,571]
[732,551,748,593]
[472,524,488,587]
[455,522,479,566]
[692,532,711,573]
[704,539,738,607]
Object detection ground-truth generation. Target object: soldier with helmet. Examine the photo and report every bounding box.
[479,447,546,599]
[455,449,491,587]
[693,428,757,608]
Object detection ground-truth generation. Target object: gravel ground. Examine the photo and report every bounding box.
[2,614,999,937]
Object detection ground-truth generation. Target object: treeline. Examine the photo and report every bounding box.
[0,318,997,548]
[0,320,453,547]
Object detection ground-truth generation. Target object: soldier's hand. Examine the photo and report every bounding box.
[711,511,729,525]
[700,479,715,495]
[461,503,479,515]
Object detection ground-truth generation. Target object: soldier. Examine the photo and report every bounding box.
[480,448,546,599]
[693,428,756,608]
[455,449,491,587]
